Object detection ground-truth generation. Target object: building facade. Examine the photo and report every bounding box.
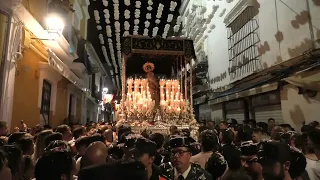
[183,0,320,130]
[0,0,108,130]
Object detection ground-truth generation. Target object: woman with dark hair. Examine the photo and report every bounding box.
[35,150,75,180]
[2,145,23,180]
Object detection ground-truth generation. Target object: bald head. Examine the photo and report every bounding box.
[82,142,108,168]
[103,129,113,142]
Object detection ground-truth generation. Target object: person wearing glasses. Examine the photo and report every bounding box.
[240,141,263,180]
[160,136,212,180]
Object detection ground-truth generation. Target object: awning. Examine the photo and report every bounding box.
[209,82,278,105]
[284,68,320,92]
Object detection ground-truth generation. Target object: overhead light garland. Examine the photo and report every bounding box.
[102,46,112,66]
[133,1,141,35]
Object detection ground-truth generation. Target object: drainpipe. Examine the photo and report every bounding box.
[306,0,316,49]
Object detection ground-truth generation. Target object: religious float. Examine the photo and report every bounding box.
[115,36,198,137]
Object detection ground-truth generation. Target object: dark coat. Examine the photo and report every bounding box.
[160,163,213,180]
[78,162,148,180]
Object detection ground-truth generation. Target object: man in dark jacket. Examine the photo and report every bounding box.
[160,136,212,180]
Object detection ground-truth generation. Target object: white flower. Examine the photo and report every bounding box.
[134,25,139,30]
[113,0,119,4]
[115,21,120,29]
[124,10,130,19]
[176,16,182,23]
[167,14,173,22]
[156,13,162,19]
[123,31,130,37]
[155,19,160,24]
[102,0,108,7]
[146,13,151,20]
[144,21,150,28]
[133,31,138,35]
[148,0,153,6]
[173,25,180,32]
[105,19,110,24]
[103,9,109,14]
[134,19,140,25]
[96,25,102,30]
[135,1,141,8]
[124,21,130,30]
[124,0,130,6]
[147,6,152,11]
[108,39,112,43]
[165,24,170,29]
[143,29,149,36]
[96,20,100,24]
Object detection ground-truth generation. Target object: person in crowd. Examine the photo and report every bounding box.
[0,148,12,180]
[161,136,212,180]
[34,149,75,180]
[248,120,257,128]
[45,140,70,152]
[306,127,320,179]
[149,133,167,166]
[127,137,161,180]
[169,125,179,136]
[44,132,63,147]
[21,155,35,180]
[0,121,8,137]
[206,120,215,130]
[17,133,34,156]
[258,141,292,180]
[103,129,113,146]
[271,126,285,140]
[72,126,87,140]
[220,129,241,171]
[219,121,229,131]
[221,169,252,180]
[190,129,218,169]
[268,118,276,134]
[205,151,227,180]
[117,124,132,141]
[252,128,263,143]
[80,141,108,169]
[3,144,23,180]
[33,130,53,162]
[240,141,263,180]
[7,132,26,144]
[280,124,294,132]
[55,125,73,142]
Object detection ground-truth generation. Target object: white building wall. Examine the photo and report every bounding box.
[183,0,320,89]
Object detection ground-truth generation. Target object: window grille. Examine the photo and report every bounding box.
[40,80,52,125]
[227,6,261,80]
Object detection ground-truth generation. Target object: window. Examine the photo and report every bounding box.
[40,80,52,125]
[226,4,261,81]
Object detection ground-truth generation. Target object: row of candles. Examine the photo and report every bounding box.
[126,78,185,113]
[159,79,185,112]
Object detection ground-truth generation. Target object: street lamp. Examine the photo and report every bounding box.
[46,15,65,40]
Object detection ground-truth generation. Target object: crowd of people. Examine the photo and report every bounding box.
[0,118,319,180]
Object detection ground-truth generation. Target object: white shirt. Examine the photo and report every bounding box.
[174,165,191,179]
[190,152,213,169]
[306,157,320,180]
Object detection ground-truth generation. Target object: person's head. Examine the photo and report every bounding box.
[222,170,252,180]
[205,152,227,179]
[34,130,53,161]
[55,125,72,142]
[17,133,34,155]
[252,128,263,143]
[43,125,52,130]
[45,140,70,152]
[219,121,229,131]
[169,136,193,172]
[130,138,157,169]
[2,145,23,179]
[220,128,234,145]
[268,118,275,128]
[271,126,284,140]
[149,133,164,152]
[238,125,254,142]
[240,141,262,178]
[307,127,320,151]
[0,121,8,136]
[22,155,35,180]
[81,142,108,168]
[7,132,26,144]
[117,124,132,139]
[35,150,75,180]
[279,124,293,132]
[308,121,319,128]
[258,141,292,180]
[206,120,215,129]
[248,120,257,128]
[75,136,90,156]
[257,122,269,134]
[44,132,63,147]
[169,125,178,135]
[199,130,219,152]
[103,129,113,143]
[72,126,86,140]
